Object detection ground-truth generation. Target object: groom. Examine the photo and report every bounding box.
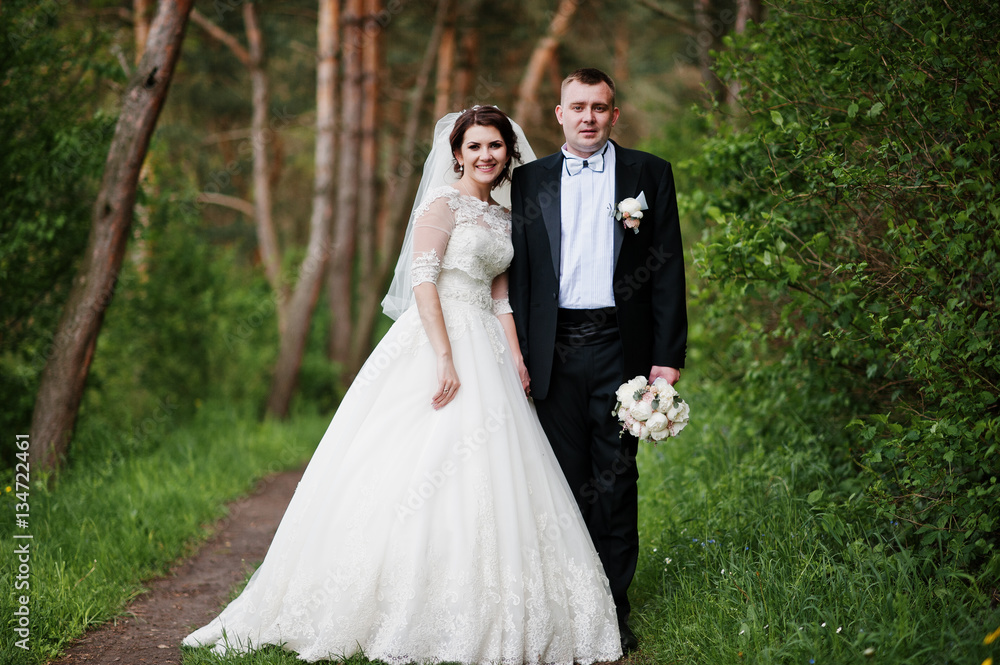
[509,68,687,654]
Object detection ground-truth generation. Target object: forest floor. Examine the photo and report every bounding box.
[50,468,305,665]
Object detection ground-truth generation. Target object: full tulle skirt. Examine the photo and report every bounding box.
[182,302,622,664]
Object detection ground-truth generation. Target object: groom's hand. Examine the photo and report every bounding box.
[649,365,680,386]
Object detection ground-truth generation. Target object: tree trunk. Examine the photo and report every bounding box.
[637,0,696,34]
[188,6,287,328]
[513,0,578,127]
[380,0,449,257]
[133,0,151,55]
[348,0,383,374]
[266,0,340,417]
[613,19,629,85]
[243,2,288,332]
[546,51,563,101]
[452,0,482,109]
[29,0,194,472]
[432,0,456,121]
[693,0,727,105]
[364,0,383,264]
[130,0,154,279]
[196,192,255,216]
[189,8,251,65]
[734,0,762,32]
[351,0,447,362]
[327,0,364,364]
[728,0,763,103]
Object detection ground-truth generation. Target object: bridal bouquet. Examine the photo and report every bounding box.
[614,375,690,443]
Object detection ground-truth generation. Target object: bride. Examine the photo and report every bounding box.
[182,106,623,664]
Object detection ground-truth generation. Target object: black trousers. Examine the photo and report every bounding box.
[533,313,638,626]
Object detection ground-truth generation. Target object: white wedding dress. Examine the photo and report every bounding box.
[183,186,622,664]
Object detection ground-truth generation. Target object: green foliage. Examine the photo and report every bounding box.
[0,403,327,662]
[82,185,280,449]
[690,0,999,568]
[631,381,1000,664]
[0,0,120,457]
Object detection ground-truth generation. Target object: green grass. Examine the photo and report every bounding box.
[0,402,328,664]
[183,645,373,665]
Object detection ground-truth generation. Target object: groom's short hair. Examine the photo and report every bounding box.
[561,68,616,108]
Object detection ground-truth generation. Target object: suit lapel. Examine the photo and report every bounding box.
[613,142,641,270]
[541,156,563,280]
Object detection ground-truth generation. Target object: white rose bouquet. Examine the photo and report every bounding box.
[614,375,689,443]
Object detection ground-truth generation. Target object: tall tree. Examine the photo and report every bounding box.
[379,0,450,265]
[452,0,483,108]
[186,0,344,417]
[130,0,154,279]
[348,0,386,370]
[0,0,117,455]
[189,4,288,331]
[727,0,763,103]
[244,2,285,329]
[692,0,727,104]
[266,0,341,417]
[432,0,457,121]
[326,0,365,364]
[343,0,450,373]
[513,0,579,127]
[30,0,195,472]
[133,0,152,54]
[639,0,731,102]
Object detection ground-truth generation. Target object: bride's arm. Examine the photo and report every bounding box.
[411,196,460,410]
[491,271,530,393]
[413,283,460,410]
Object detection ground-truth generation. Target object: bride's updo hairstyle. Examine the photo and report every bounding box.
[449,106,522,189]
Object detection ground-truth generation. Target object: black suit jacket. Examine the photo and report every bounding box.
[509,141,687,400]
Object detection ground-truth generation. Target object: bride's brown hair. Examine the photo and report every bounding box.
[449,106,522,188]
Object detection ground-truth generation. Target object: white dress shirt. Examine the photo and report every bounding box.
[558,141,616,308]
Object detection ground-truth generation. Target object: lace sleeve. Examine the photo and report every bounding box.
[410,191,457,287]
[411,249,442,286]
[491,271,513,316]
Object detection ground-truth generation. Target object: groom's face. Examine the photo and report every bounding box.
[555,81,620,158]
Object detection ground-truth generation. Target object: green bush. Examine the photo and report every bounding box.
[690,0,998,570]
[84,184,279,451]
[0,0,118,465]
[631,380,1000,664]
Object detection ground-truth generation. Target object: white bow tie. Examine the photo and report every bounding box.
[564,146,607,175]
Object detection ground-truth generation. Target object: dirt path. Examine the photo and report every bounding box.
[51,468,304,665]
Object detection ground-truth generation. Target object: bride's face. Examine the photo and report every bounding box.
[454,124,508,189]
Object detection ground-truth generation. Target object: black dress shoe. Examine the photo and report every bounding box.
[619,622,638,655]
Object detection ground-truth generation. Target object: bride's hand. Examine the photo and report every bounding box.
[514,354,531,394]
[433,353,460,409]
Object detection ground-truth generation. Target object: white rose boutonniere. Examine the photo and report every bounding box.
[616,191,648,234]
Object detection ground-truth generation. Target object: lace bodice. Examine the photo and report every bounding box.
[392,186,515,363]
[410,186,513,313]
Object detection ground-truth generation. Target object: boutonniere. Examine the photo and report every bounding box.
[615,192,648,234]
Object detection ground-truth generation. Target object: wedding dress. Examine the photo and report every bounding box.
[182,186,622,664]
